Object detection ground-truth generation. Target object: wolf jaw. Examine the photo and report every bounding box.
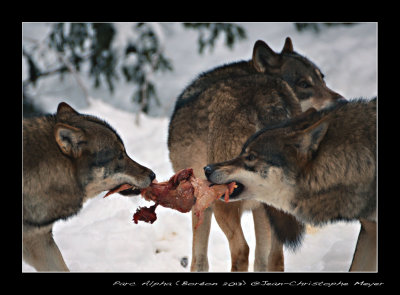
[212,181,245,201]
[210,168,296,215]
[103,179,147,197]
[84,170,151,199]
[104,183,140,197]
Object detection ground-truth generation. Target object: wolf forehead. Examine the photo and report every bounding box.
[241,121,290,155]
[58,112,125,146]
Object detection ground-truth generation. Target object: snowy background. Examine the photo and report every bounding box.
[22,22,377,272]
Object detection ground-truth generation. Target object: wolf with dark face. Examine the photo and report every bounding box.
[23,102,155,271]
[205,98,376,271]
[168,37,344,271]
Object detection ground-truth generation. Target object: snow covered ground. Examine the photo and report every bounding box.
[22,22,377,272]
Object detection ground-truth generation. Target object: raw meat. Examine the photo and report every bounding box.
[191,178,236,228]
[140,169,196,213]
[136,168,236,228]
[133,203,158,224]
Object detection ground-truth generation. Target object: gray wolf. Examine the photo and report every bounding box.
[23,102,155,271]
[168,37,344,271]
[205,98,376,271]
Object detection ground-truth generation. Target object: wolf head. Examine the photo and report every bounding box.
[252,38,344,111]
[204,116,329,212]
[54,102,155,198]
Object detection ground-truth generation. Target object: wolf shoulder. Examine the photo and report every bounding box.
[323,97,376,149]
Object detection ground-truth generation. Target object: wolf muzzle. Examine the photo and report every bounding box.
[204,165,213,179]
[149,171,156,181]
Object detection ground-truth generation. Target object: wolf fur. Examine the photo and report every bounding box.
[168,37,344,271]
[206,98,377,271]
[23,102,155,271]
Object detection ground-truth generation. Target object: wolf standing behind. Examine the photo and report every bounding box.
[23,102,155,271]
[205,98,376,271]
[168,37,344,271]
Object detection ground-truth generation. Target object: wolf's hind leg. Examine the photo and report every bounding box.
[213,201,249,271]
[252,205,284,271]
[190,207,213,271]
[23,225,69,272]
[349,219,376,271]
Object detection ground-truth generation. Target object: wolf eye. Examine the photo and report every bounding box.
[245,153,256,161]
[299,81,311,88]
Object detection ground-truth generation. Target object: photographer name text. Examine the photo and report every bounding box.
[113,280,384,288]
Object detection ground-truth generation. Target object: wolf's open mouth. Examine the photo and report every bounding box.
[104,183,141,198]
[118,186,142,196]
[227,182,244,199]
[210,181,244,201]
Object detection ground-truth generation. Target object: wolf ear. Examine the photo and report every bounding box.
[54,123,86,158]
[252,40,280,73]
[281,37,294,54]
[56,102,79,121]
[295,120,329,156]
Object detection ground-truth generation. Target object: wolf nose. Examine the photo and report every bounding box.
[204,165,213,178]
[149,171,156,181]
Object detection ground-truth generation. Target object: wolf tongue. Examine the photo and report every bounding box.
[103,184,133,198]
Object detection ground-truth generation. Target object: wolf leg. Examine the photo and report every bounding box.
[213,201,249,271]
[267,230,285,271]
[252,205,284,271]
[190,207,213,271]
[349,219,376,271]
[23,225,69,271]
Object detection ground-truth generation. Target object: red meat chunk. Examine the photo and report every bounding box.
[133,203,158,224]
[135,168,236,228]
